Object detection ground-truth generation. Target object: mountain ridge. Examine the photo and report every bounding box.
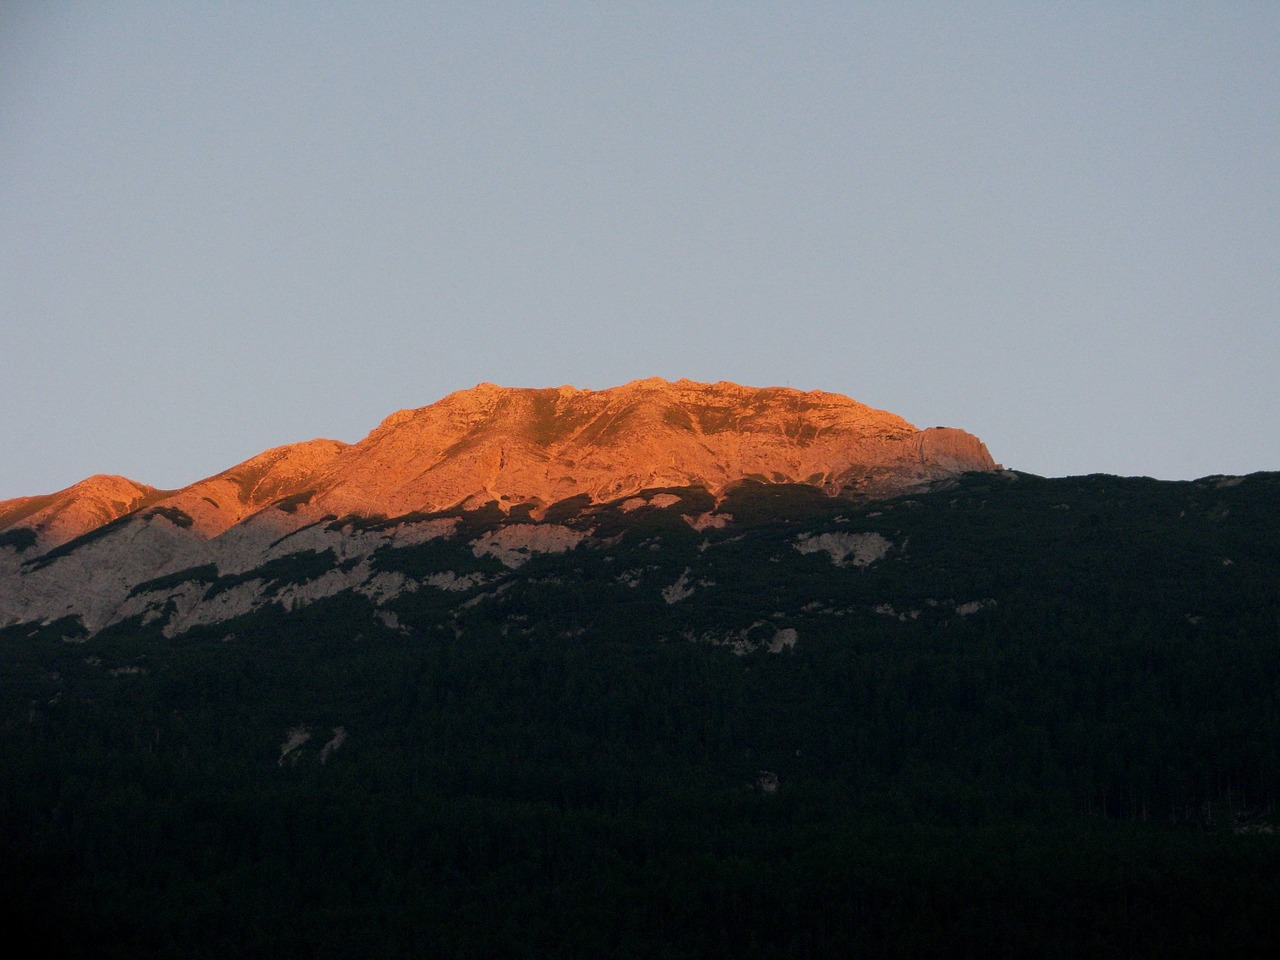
[1,378,997,547]
[0,378,997,638]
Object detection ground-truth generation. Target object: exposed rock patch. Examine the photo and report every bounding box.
[470,524,588,569]
[685,512,730,531]
[688,623,799,656]
[794,531,892,568]
[319,727,348,764]
[278,726,311,766]
[662,569,696,604]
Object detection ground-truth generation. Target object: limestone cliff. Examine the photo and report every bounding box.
[0,379,998,635]
[1,379,997,546]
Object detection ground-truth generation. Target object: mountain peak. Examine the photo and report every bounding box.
[0,473,163,547]
[2,380,996,546]
[307,379,994,519]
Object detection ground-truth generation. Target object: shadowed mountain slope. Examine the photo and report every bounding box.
[2,468,1279,958]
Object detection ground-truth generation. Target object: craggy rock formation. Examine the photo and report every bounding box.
[2,378,996,548]
[0,474,164,547]
[305,378,996,517]
[0,379,997,633]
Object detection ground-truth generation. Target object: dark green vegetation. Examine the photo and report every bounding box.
[142,506,195,529]
[0,527,37,552]
[3,471,1279,957]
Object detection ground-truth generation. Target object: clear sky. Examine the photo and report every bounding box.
[2,2,1276,498]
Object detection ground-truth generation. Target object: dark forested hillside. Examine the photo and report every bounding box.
[3,471,1279,957]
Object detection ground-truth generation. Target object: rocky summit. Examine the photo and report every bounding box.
[0,379,996,637]
[3,378,996,547]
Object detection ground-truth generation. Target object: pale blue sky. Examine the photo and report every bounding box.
[2,2,1277,498]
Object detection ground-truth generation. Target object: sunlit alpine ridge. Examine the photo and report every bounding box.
[1,378,997,548]
[0,474,164,546]
[0,378,997,637]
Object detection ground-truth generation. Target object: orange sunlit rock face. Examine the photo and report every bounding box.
[1,378,997,547]
[0,474,164,545]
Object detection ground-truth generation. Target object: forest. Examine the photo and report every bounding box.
[2,470,1278,957]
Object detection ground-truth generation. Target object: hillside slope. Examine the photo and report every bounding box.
[2,469,1278,957]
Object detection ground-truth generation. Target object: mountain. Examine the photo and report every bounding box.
[8,379,1278,956]
[0,473,163,546]
[0,378,995,636]
[3,464,1278,957]
[300,377,995,517]
[2,378,995,547]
